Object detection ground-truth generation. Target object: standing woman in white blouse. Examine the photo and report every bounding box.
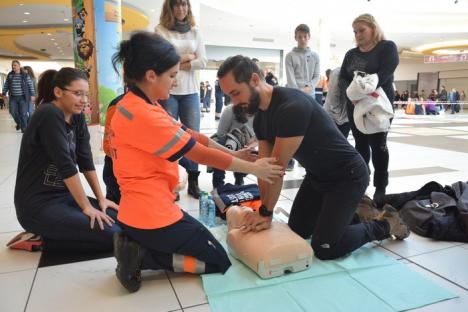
[156,0,207,199]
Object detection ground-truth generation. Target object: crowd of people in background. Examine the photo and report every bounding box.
[394,86,466,115]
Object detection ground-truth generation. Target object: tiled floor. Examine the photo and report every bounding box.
[1,108,468,311]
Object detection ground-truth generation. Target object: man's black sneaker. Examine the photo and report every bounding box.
[114,232,145,293]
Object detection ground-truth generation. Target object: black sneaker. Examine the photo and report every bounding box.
[114,232,145,293]
[15,124,20,131]
[234,176,244,186]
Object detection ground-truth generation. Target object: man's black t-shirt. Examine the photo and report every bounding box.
[253,87,361,180]
[14,103,94,218]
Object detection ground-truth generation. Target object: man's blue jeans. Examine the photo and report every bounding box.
[9,95,28,130]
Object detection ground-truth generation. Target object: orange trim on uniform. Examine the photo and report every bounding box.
[183,256,197,273]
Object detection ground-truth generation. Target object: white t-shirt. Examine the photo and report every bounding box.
[155,25,207,95]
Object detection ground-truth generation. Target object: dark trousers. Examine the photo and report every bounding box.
[212,168,246,188]
[337,122,351,139]
[103,156,121,204]
[288,159,390,260]
[18,196,120,252]
[215,92,224,114]
[122,211,231,274]
[347,103,390,189]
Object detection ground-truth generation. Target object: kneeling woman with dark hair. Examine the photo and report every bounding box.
[110,31,283,292]
[12,67,120,252]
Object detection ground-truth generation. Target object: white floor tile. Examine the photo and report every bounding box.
[183,304,212,312]
[378,232,458,258]
[0,269,36,312]
[410,246,468,289]
[27,258,181,312]
[167,272,207,308]
[0,232,41,274]
[0,207,23,233]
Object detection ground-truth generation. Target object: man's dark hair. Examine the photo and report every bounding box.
[295,24,310,35]
[217,55,263,84]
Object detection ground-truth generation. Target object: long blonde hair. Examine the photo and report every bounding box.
[159,0,196,29]
[352,13,385,46]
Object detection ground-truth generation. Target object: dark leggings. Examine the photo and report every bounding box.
[288,159,390,260]
[347,103,390,189]
[122,211,231,274]
[19,196,120,252]
[103,156,121,204]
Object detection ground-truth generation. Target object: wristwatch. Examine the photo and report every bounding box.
[259,204,273,217]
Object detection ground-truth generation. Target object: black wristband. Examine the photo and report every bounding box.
[259,204,273,217]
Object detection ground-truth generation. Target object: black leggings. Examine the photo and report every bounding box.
[288,159,390,260]
[347,103,390,189]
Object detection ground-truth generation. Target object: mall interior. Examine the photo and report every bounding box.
[1,0,468,311]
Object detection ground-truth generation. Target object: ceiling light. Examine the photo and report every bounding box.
[22,20,28,23]
[51,38,55,41]
[413,40,468,52]
[24,12,30,15]
[19,4,24,6]
[150,9,155,12]
[47,33,52,36]
[64,18,69,22]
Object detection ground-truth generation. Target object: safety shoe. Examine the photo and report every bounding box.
[114,232,145,293]
[355,195,381,222]
[377,204,410,240]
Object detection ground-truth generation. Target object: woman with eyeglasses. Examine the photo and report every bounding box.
[11,67,120,252]
[155,0,207,199]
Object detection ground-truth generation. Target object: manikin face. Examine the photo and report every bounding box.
[295,31,310,49]
[353,22,374,48]
[219,72,261,115]
[172,0,188,21]
[54,79,90,115]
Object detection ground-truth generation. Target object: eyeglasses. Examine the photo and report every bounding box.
[61,88,90,99]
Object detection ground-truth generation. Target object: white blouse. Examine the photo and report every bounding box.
[155,24,207,95]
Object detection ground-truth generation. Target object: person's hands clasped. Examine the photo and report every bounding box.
[253,157,284,183]
[234,147,258,162]
[239,209,272,233]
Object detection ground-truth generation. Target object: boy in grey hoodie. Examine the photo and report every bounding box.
[285,24,320,96]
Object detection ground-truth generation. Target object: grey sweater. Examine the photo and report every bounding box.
[285,47,320,93]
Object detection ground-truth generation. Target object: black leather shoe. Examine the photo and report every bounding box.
[187,171,201,199]
[114,232,145,293]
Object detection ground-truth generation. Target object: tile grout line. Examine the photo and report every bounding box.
[403,257,468,292]
[0,267,38,276]
[377,241,460,259]
[165,271,184,311]
[23,266,39,312]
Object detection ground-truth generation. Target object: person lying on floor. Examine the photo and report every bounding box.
[110,31,284,293]
[217,55,410,261]
[10,68,120,253]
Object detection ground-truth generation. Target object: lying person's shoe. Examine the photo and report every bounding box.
[355,195,381,222]
[234,176,244,186]
[377,204,410,240]
[6,232,42,251]
[114,232,146,293]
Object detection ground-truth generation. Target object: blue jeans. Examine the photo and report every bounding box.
[9,95,29,129]
[18,196,120,252]
[215,92,224,114]
[160,93,200,172]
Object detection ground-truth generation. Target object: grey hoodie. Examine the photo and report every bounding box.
[285,47,320,94]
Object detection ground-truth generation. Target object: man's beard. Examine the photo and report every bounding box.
[245,86,261,115]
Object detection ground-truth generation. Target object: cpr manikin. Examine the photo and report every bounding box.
[226,206,313,279]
